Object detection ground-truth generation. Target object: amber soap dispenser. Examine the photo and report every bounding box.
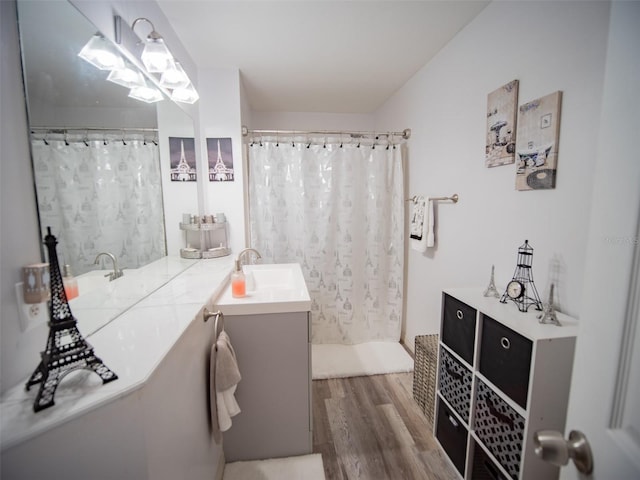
[231,260,246,298]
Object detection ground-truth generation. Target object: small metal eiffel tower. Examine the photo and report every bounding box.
[25,227,118,412]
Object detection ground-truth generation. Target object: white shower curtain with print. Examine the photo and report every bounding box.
[31,133,166,276]
[249,138,404,344]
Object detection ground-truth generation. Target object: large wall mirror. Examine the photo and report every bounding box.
[16,0,198,332]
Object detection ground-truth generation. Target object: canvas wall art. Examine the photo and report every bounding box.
[486,79,519,167]
[207,137,234,182]
[169,137,197,182]
[515,91,563,191]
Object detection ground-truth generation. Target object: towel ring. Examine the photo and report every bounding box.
[214,311,225,340]
[203,307,224,336]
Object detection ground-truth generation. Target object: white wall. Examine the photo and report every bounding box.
[250,111,375,132]
[374,1,611,349]
[198,68,246,254]
[157,101,198,255]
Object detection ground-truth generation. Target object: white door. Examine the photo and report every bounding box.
[553,2,640,478]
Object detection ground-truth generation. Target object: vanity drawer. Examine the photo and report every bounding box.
[438,347,472,423]
[479,315,532,409]
[474,379,524,480]
[470,440,509,480]
[441,293,476,365]
[436,398,468,476]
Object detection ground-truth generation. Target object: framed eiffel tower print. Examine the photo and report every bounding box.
[25,228,118,412]
[207,137,234,182]
[169,136,197,182]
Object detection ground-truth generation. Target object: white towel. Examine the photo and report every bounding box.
[410,195,427,252]
[210,331,241,443]
[217,385,241,432]
[426,198,435,248]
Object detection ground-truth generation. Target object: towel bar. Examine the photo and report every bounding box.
[406,194,459,203]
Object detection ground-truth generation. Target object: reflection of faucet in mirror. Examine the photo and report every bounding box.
[236,248,262,267]
[94,252,124,281]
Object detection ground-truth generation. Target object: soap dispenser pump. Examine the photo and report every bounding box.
[231,260,246,298]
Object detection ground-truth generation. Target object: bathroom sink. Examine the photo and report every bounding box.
[215,263,311,315]
[76,269,135,297]
[247,264,297,289]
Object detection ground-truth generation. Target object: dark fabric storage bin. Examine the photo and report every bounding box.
[471,440,510,480]
[474,379,525,479]
[438,346,473,423]
[441,293,476,365]
[479,315,532,409]
[436,398,468,476]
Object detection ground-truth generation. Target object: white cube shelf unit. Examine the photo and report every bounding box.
[434,288,579,480]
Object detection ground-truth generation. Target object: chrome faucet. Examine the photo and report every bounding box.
[236,248,262,267]
[94,252,124,281]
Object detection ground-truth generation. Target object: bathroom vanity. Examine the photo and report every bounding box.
[434,288,579,480]
[0,258,312,479]
[214,263,313,461]
[0,256,234,480]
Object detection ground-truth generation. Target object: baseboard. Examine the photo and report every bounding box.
[400,338,415,358]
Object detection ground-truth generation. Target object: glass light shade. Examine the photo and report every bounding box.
[107,66,146,88]
[159,62,190,89]
[171,83,199,104]
[78,34,124,71]
[141,38,175,73]
[128,85,164,103]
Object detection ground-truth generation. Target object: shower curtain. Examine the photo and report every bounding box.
[249,137,404,344]
[31,132,166,275]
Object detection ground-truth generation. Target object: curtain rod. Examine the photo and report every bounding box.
[30,127,158,134]
[242,126,411,140]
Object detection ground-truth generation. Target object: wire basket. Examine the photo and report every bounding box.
[413,334,439,425]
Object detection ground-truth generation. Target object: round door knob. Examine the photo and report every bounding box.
[533,429,594,474]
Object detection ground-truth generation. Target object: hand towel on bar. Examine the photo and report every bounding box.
[210,330,241,443]
[426,197,435,248]
[410,195,427,252]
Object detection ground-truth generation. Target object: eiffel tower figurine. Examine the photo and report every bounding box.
[500,240,543,312]
[25,227,118,412]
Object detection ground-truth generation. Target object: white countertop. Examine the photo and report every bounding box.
[0,255,235,452]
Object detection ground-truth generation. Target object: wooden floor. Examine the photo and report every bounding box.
[312,372,459,480]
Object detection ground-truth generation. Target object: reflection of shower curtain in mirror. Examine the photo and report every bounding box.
[31,134,166,275]
[249,139,404,344]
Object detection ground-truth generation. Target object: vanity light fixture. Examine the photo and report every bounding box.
[132,17,175,73]
[78,33,124,71]
[128,82,164,104]
[171,82,199,104]
[107,63,146,89]
[159,61,190,90]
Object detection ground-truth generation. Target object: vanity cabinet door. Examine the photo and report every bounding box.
[222,311,311,461]
[441,293,476,365]
[479,315,532,409]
